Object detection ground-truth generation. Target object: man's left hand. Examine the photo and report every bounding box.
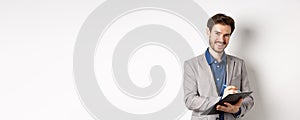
[216,98,243,113]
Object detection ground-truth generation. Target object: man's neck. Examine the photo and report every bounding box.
[208,47,224,62]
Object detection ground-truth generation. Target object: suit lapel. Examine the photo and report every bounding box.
[197,54,218,97]
[226,55,235,85]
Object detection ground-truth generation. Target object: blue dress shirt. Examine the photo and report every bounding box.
[205,48,227,96]
[205,48,227,120]
[205,48,241,119]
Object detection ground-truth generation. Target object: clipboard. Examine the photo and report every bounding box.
[201,91,253,115]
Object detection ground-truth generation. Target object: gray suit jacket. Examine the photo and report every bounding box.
[183,53,254,120]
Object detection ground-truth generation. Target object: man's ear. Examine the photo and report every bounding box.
[206,27,210,37]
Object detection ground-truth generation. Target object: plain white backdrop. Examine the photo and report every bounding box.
[1,0,300,120]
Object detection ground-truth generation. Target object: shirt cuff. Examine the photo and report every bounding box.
[232,108,241,118]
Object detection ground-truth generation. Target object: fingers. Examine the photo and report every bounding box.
[216,99,243,113]
[216,105,225,111]
[224,98,243,107]
[223,102,233,107]
[224,86,239,95]
[224,86,238,91]
[235,98,243,106]
[216,104,231,112]
[217,104,237,113]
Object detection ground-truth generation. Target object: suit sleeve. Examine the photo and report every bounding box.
[237,60,255,118]
[183,60,220,112]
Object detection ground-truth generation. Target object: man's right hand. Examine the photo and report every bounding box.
[222,86,239,99]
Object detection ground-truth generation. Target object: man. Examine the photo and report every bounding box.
[183,13,254,120]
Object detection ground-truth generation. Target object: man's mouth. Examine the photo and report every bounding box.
[215,41,225,46]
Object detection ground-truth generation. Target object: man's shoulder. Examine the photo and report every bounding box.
[184,53,246,65]
[184,54,205,64]
[227,54,244,63]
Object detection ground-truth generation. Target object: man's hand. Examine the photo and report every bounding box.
[216,98,243,113]
[222,86,239,99]
[217,85,243,113]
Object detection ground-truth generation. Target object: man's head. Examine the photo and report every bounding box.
[206,13,235,53]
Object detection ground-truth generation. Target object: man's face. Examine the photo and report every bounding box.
[207,24,232,53]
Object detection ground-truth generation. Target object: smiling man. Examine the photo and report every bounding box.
[183,13,254,120]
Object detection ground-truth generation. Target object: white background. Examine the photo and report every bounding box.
[1,0,300,120]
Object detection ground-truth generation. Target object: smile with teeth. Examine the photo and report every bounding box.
[216,42,225,46]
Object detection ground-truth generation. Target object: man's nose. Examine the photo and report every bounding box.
[218,35,225,41]
[218,35,226,44]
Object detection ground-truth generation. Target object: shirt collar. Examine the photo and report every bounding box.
[205,48,227,65]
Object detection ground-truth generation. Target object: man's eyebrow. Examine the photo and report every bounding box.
[214,31,231,35]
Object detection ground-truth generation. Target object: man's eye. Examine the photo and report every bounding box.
[224,34,231,37]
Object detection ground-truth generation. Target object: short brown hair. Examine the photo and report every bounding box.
[207,13,235,34]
